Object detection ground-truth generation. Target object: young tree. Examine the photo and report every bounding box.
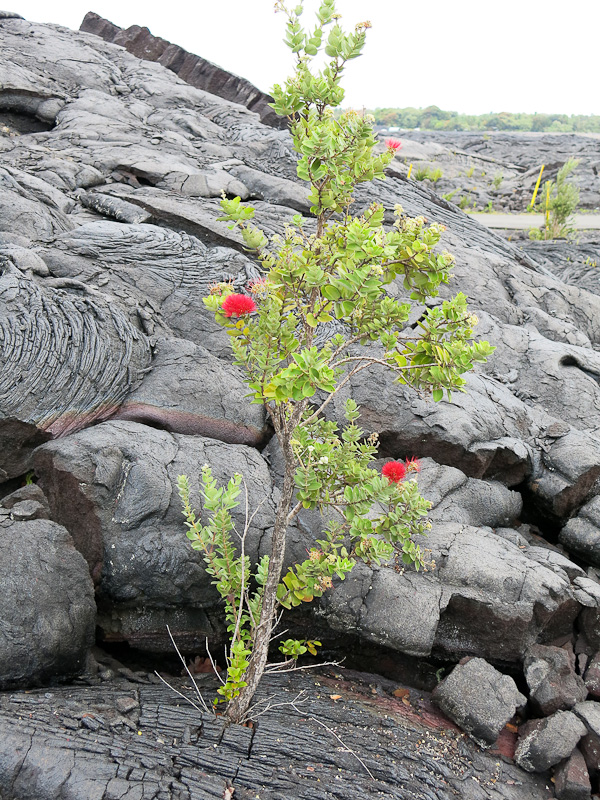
[178,0,494,724]
[530,159,580,240]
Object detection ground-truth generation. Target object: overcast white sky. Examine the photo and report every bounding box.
[11,1,599,116]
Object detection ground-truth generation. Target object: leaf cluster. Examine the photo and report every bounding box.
[177,470,269,702]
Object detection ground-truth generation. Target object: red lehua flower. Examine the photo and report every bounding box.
[221,293,257,317]
[385,138,402,151]
[405,456,421,474]
[382,460,406,483]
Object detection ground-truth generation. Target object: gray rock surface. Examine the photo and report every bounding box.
[79,11,286,129]
[515,239,600,297]
[573,701,600,737]
[524,645,588,716]
[0,511,95,689]
[515,711,588,773]
[0,483,50,517]
[34,420,276,649]
[114,337,268,445]
[4,8,600,795]
[323,522,582,663]
[0,253,152,479]
[0,668,554,800]
[560,497,600,568]
[583,653,600,697]
[431,658,526,747]
[389,130,600,212]
[0,9,598,673]
[553,748,592,800]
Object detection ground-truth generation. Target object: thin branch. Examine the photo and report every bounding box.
[264,658,343,675]
[206,637,225,685]
[301,364,364,426]
[331,355,436,371]
[154,671,209,716]
[328,333,364,363]
[291,705,375,781]
[269,628,289,646]
[286,500,303,526]
[164,626,212,714]
[243,689,308,723]
[246,495,267,531]
[270,610,285,638]
[264,657,296,672]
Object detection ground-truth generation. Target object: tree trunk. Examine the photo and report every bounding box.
[225,437,296,723]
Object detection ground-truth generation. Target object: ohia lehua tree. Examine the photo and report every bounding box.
[178,0,494,723]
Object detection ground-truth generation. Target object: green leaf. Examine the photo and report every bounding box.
[322,284,341,301]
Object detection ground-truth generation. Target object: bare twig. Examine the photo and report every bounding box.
[264,658,343,675]
[206,637,225,685]
[286,500,303,526]
[269,609,285,637]
[162,626,212,714]
[269,625,289,644]
[291,703,375,780]
[154,671,210,716]
[331,355,436,372]
[243,689,308,723]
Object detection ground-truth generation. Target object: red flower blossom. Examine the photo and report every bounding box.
[221,293,257,317]
[385,138,402,151]
[382,460,406,483]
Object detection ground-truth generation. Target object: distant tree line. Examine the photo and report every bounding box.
[369,106,600,133]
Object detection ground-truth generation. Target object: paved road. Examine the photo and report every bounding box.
[467,213,600,230]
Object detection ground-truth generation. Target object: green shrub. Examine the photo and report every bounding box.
[179,0,493,724]
[415,166,443,183]
[529,159,579,239]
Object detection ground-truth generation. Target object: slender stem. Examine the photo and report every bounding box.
[229,480,250,651]
[286,500,303,526]
[225,430,297,723]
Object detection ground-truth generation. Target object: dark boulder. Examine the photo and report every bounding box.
[114,337,268,445]
[34,420,276,650]
[0,511,95,689]
[323,522,582,663]
[515,711,587,773]
[561,497,600,568]
[553,748,592,800]
[431,657,526,747]
[524,644,588,716]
